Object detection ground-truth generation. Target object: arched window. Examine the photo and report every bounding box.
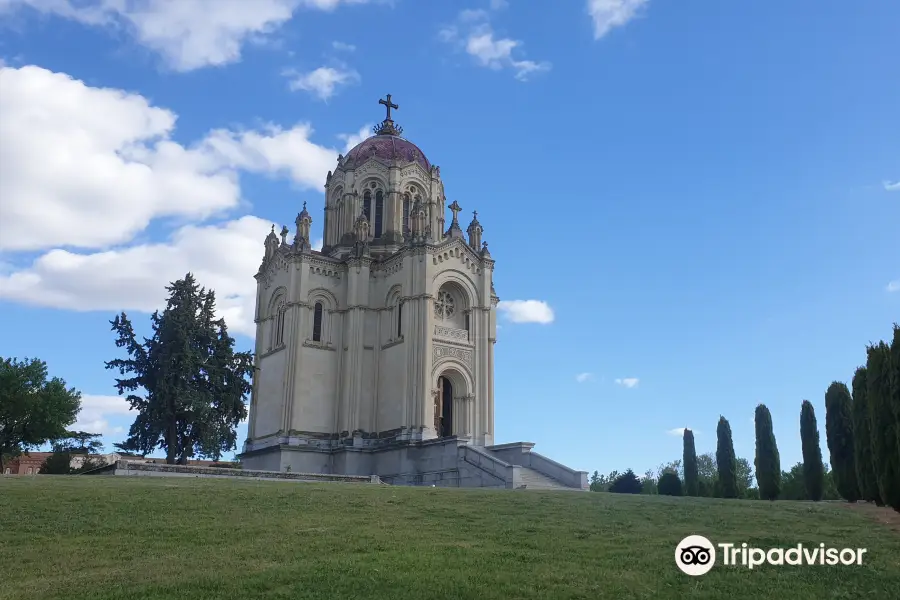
[275,305,286,346]
[269,294,286,350]
[312,302,323,342]
[374,190,384,238]
[363,190,372,221]
[397,301,403,338]
[402,194,410,234]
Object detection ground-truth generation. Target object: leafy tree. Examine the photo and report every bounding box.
[780,462,806,500]
[694,452,718,497]
[105,274,254,464]
[736,457,754,492]
[609,469,643,494]
[866,342,900,511]
[824,381,860,502]
[822,464,842,501]
[683,429,699,496]
[716,416,739,498]
[39,450,74,474]
[657,472,683,496]
[38,431,105,475]
[0,357,82,473]
[641,469,658,494]
[852,366,882,504]
[754,403,781,500]
[800,400,825,501]
[589,470,619,492]
[63,431,104,455]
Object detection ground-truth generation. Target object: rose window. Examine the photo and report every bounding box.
[434,291,455,319]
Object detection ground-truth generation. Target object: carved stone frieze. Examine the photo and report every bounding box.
[434,325,469,342]
[432,344,473,367]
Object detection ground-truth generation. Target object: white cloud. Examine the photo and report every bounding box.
[586,0,649,40]
[284,65,359,100]
[0,64,343,253]
[884,180,900,192]
[887,280,900,293]
[0,64,360,336]
[0,65,239,252]
[439,10,549,81]
[575,372,593,383]
[667,427,697,437]
[615,377,639,388]
[0,0,375,71]
[337,124,373,153]
[200,123,339,190]
[73,394,134,436]
[331,40,355,52]
[0,216,273,337]
[496,300,554,324]
[489,0,509,9]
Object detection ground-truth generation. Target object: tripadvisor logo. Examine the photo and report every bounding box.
[675,535,868,576]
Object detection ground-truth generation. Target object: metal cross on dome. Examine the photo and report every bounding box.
[379,94,398,121]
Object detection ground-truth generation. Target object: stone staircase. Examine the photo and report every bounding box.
[516,467,573,490]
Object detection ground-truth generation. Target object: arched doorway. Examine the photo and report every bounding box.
[435,375,453,438]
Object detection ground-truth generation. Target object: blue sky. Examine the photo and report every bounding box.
[0,0,897,477]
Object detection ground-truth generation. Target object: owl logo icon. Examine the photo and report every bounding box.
[675,535,716,576]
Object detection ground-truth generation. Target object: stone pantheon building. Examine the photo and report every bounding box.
[240,97,586,490]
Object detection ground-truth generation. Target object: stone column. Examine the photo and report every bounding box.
[247,287,265,442]
[340,257,370,436]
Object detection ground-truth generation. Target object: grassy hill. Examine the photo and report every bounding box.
[1,477,899,600]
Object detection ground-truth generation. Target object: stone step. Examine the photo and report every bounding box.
[517,467,570,490]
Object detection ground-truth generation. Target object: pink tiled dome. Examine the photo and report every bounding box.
[343,135,430,171]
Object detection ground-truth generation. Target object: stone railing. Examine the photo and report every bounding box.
[96,460,381,483]
[434,324,470,343]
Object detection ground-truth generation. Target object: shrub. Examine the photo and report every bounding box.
[608,469,643,494]
[657,472,683,496]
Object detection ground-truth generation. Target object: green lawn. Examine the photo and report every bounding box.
[1,477,898,599]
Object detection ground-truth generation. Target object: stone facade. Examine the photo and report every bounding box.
[240,98,586,490]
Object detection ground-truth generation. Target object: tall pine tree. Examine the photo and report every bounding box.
[716,416,739,498]
[106,274,254,464]
[683,429,699,497]
[824,382,860,502]
[852,366,882,504]
[800,400,825,501]
[754,403,781,501]
[866,341,900,511]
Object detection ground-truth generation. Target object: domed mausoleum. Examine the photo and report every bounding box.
[240,96,587,490]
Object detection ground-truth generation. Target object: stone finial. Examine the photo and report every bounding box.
[466,209,483,249]
[445,200,464,240]
[264,225,279,259]
[481,241,491,258]
[293,202,313,251]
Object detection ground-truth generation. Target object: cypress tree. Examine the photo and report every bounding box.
[852,366,882,504]
[754,404,781,501]
[891,325,900,465]
[824,382,860,502]
[716,416,739,498]
[866,342,900,511]
[683,429,699,497]
[800,400,825,501]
